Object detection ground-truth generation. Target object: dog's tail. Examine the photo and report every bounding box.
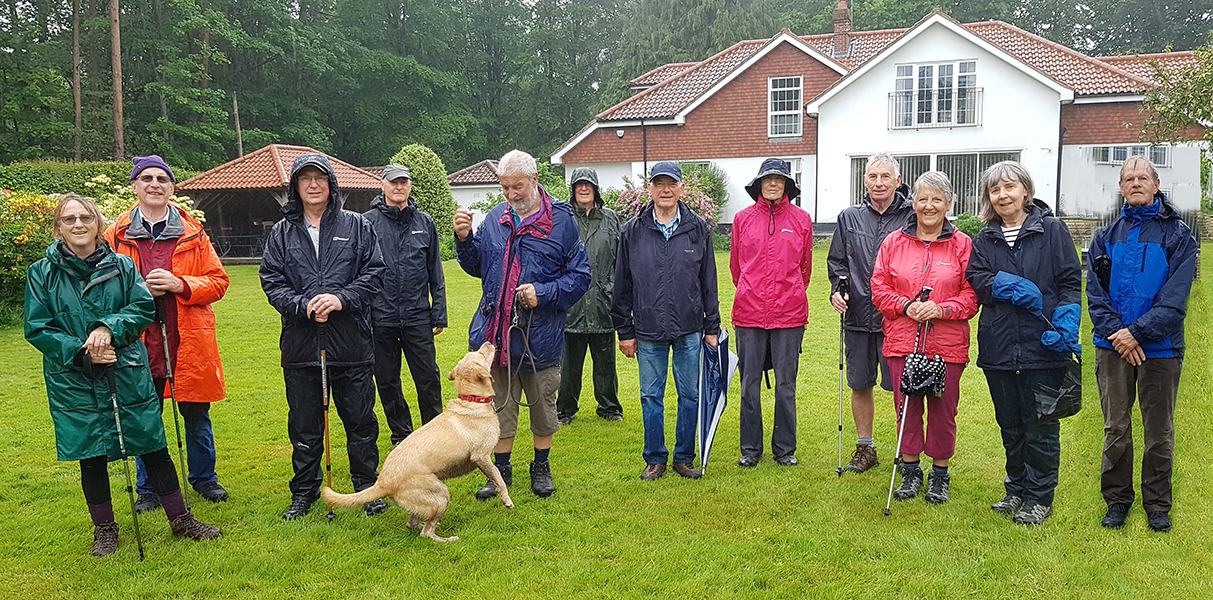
[321,482,387,509]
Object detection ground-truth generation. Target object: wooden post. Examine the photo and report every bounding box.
[73,0,82,161]
[110,0,125,159]
[233,93,243,157]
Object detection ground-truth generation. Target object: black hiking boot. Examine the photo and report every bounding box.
[281,493,318,520]
[134,493,161,514]
[195,482,229,503]
[1101,503,1130,528]
[893,467,923,501]
[530,461,555,497]
[476,464,512,500]
[924,471,950,504]
[363,499,388,516]
[169,511,222,539]
[91,522,118,557]
[991,495,1024,516]
[1147,511,1171,533]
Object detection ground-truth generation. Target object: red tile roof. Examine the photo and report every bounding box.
[448,160,499,185]
[178,144,382,191]
[594,19,1184,125]
[1097,51,1199,84]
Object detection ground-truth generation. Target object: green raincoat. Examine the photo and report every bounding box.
[25,241,166,462]
[565,169,621,335]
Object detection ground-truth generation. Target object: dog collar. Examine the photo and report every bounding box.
[458,394,494,404]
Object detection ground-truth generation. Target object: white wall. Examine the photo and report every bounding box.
[562,156,818,225]
[814,23,1065,223]
[451,184,497,227]
[1059,143,1203,217]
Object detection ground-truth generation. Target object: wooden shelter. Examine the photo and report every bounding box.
[177,144,382,257]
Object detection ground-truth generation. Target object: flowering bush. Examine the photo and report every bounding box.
[606,171,720,227]
[81,175,206,224]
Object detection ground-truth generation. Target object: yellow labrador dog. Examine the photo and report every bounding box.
[322,342,512,541]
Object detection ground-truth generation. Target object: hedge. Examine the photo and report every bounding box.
[0,160,199,197]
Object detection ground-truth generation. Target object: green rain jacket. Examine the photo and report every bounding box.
[25,241,166,461]
[565,171,621,335]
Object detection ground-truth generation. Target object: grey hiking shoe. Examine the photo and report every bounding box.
[170,511,222,539]
[893,467,923,501]
[476,464,512,500]
[1013,504,1052,525]
[843,444,879,473]
[923,471,950,504]
[363,499,388,516]
[992,495,1024,516]
[92,522,118,557]
[134,493,161,514]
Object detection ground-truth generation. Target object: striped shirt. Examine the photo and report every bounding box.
[1002,225,1022,247]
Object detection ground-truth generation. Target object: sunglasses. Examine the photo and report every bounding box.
[59,214,96,226]
[137,174,173,184]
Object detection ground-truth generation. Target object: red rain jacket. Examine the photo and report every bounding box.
[729,196,813,329]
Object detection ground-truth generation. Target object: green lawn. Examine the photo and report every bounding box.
[1,247,1210,599]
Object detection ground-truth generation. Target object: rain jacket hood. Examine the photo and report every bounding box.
[284,153,342,219]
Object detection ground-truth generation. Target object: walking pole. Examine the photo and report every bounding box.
[319,320,335,522]
[835,276,848,477]
[157,297,189,510]
[107,368,146,560]
[883,288,931,516]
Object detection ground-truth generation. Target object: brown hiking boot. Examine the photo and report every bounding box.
[92,522,118,557]
[843,444,879,474]
[170,511,222,540]
[672,462,703,479]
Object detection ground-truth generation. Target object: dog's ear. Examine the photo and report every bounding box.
[447,368,456,381]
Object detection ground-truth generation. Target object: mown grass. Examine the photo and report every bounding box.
[0,247,1209,599]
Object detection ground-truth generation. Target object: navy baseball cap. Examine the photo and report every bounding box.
[648,161,682,182]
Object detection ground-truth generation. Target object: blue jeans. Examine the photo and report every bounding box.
[637,333,700,465]
[136,401,218,494]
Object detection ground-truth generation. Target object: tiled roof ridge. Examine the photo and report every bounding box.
[596,38,766,120]
[968,20,1158,91]
[448,159,500,184]
[1099,50,1197,61]
[630,61,699,86]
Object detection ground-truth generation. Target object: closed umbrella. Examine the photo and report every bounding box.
[698,327,738,474]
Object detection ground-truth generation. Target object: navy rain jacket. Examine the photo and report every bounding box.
[364,194,447,330]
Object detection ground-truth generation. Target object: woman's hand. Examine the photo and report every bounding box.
[84,327,117,364]
[907,300,942,322]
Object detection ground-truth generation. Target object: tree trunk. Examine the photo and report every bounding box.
[73,0,82,161]
[110,0,125,159]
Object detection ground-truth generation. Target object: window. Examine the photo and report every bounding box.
[768,76,803,137]
[777,157,804,205]
[890,61,981,129]
[1092,145,1170,167]
[850,150,1022,213]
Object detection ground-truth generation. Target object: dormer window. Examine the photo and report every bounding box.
[768,76,803,137]
[890,61,981,129]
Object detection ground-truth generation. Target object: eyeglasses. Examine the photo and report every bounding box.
[58,214,96,226]
[137,175,173,184]
[298,175,328,185]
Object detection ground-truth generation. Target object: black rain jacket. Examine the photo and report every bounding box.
[260,154,386,368]
[364,194,447,330]
[826,184,914,332]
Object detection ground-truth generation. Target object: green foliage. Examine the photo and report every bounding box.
[679,161,729,219]
[471,192,504,215]
[439,235,456,261]
[1143,35,1213,151]
[953,212,985,238]
[0,190,56,306]
[0,161,200,198]
[712,229,732,251]
[537,161,569,201]
[389,144,457,238]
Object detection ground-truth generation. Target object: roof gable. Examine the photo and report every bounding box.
[178,144,382,191]
[448,160,500,186]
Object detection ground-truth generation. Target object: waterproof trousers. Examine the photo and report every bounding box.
[984,368,1064,507]
[372,325,444,445]
[557,332,621,419]
[736,326,803,460]
[284,365,380,496]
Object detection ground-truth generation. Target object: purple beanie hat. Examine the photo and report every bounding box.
[130,155,176,182]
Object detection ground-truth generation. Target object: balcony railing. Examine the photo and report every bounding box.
[888,88,983,130]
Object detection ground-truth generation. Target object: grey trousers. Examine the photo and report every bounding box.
[1095,347,1183,513]
[736,326,803,460]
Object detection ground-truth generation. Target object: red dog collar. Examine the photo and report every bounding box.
[459,394,494,404]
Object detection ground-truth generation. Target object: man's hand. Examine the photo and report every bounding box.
[144,268,184,297]
[84,327,117,364]
[1108,328,1144,366]
[831,291,849,314]
[705,334,718,349]
[307,293,343,323]
[433,327,444,335]
[454,208,474,241]
[619,339,637,358]
[515,284,538,309]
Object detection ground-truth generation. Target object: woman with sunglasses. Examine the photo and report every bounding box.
[24,194,220,558]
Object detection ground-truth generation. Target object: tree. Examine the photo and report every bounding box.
[1142,38,1213,148]
[110,0,125,158]
[389,144,457,237]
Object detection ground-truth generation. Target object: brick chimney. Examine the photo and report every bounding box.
[832,0,853,56]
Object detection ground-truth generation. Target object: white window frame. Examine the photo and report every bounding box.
[776,157,804,205]
[768,76,803,138]
[1093,145,1170,168]
[892,60,979,128]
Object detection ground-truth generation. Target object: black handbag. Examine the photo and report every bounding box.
[900,320,947,398]
[1035,355,1082,421]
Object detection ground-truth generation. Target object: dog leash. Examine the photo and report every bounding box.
[496,287,540,413]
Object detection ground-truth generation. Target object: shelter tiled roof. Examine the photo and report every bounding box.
[448,160,499,185]
[177,144,382,191]
[1097,51,1199,85]
[595,20,1175,125]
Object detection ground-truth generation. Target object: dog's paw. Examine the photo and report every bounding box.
[502,498,515,509]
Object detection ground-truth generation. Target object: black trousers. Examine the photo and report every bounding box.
[372,325,444,444]
[736,326,803,460]
[556,332,621,418]
[284,365,380,497]
[80,447,178,505]
[984,368,1064,507]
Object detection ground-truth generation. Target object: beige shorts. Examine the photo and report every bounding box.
[491,366,561,438]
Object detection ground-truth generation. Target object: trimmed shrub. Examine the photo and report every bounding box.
[0,160,198,197]
[953,212,984,238]
[389,145,457,238]
[0,190,56,306]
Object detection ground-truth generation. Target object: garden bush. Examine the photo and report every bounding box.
[953,212,984,238]
[678,161,728,219]
[388,144,457,238]
[607,172,720,226]
[0,160,199,196]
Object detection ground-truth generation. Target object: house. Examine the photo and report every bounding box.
[447,159,500,228]
[552,2,1204,234]
[178,144,382,257]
